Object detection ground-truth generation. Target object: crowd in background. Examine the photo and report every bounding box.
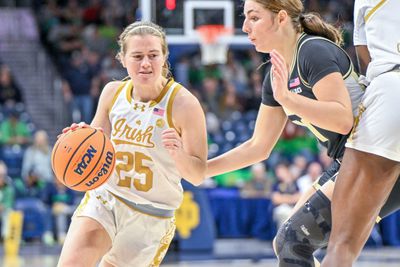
[0,0,371,246]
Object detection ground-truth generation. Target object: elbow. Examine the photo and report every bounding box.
[188,173,206,186]
[186,164,207,186]
[337,116,354,135]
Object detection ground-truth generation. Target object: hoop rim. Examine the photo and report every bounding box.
[196,24,233,44]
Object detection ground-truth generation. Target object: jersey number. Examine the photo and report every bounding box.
[115,151,153,192]
[292,118,328,142]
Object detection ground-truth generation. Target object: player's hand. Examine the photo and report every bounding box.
[270,50,290,104]
[57,122,102,139]
[162,128,183,156]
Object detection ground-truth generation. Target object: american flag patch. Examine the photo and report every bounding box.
[153,107,165,116]
[289,77,300,88]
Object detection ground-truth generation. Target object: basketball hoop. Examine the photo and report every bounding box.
[196,25,232,65]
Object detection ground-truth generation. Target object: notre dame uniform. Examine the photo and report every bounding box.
[74,79,182,267]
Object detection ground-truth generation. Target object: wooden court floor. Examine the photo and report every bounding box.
[0,240,399,267]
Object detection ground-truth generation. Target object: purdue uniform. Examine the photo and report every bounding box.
[268,33,400,266]
[263,33,363,185]
[74,79,182,267]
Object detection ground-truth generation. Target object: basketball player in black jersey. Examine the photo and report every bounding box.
[206,0,400,266]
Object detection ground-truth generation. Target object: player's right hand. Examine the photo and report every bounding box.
[58,122,100,139]
[62,122,89,133]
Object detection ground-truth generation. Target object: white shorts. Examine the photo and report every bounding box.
[73,188,176,267]
[346,69,400,162]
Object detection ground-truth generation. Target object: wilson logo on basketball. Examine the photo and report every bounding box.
[85,151,114,187]
[74,145,97,175]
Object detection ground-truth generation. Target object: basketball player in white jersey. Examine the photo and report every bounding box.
[322,1,400,266]
[57,21,208,267]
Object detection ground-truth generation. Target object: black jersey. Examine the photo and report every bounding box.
[262,33,364,159]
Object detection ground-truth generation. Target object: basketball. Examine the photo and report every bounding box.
[51,127,116,192]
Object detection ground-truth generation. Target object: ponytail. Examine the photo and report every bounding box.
[299,12,343,46]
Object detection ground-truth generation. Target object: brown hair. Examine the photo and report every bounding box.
[116,21,171,77]
[248,0,343,46]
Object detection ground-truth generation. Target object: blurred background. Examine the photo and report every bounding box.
[0,0,399,266]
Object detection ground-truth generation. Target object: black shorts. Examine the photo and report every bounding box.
[315,159,341,188]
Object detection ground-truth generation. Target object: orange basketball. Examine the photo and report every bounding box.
[51,127,115,191]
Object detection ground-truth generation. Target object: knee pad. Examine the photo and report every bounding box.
[275,191,332,267]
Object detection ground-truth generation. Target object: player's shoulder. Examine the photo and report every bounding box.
[173,83,202,111]
[102,80,129,97]
[298,35,342,63]
[299,35,337,52]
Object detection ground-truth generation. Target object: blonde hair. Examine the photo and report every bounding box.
[116,21,171,77]
[248,0,343,46]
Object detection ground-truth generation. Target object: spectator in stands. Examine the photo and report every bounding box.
[289,154,308,179]
[21,130,54,183]
[62,50,96,123]
[318,147,333,170]
[0,64,22,108]
[271,163,300,228]
[0,161,15,240]
[0,109,31,147]
[219,81,243,120]
[244,70,263,111]
[297,161,323,193]
[267,121,318,169]
[200,76,223,117]
[241,162,273,198]
[14,169,46,199]
[220,50,249,96]
[42,178,75,245]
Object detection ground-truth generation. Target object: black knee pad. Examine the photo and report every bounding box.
[275,191,332,267]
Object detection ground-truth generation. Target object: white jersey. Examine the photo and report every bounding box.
[353,0,400,81]
[104,79,183,210]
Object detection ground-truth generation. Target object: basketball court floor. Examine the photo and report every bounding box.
[1,239,399,267]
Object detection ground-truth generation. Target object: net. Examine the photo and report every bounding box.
[196,25,232,65]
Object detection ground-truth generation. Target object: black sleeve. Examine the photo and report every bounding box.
[261,64,281,107]
[299,39,350,87]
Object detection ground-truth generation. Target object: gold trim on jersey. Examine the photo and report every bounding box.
[108,81,129,116]
[75,192,90,216]
[296,36,354,88]
[292,119,328,143]
[125,78,174,105]
[312,180,322,191]
[365,0,387,22]
[289,32,306,76]
[150,220,176,266]
[126,80,134,103]
[167,84,183,133]
[348,103,366,142]
[150,78,175,107]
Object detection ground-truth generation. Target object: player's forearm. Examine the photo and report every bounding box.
[281,93,353,134]
[174,154,206,186]
[207,139,269,177]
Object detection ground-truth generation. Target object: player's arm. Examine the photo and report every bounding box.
[355,45,371,75]
[353,1,370,76]
[270,47,353,135]
[162,89,207,186]
[90,81,123,138]
[207,104,287,177]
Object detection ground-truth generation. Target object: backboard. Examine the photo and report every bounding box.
[139,0,250,45]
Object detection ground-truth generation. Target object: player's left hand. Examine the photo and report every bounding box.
[270,49,290,104]
[162,128,183,156]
